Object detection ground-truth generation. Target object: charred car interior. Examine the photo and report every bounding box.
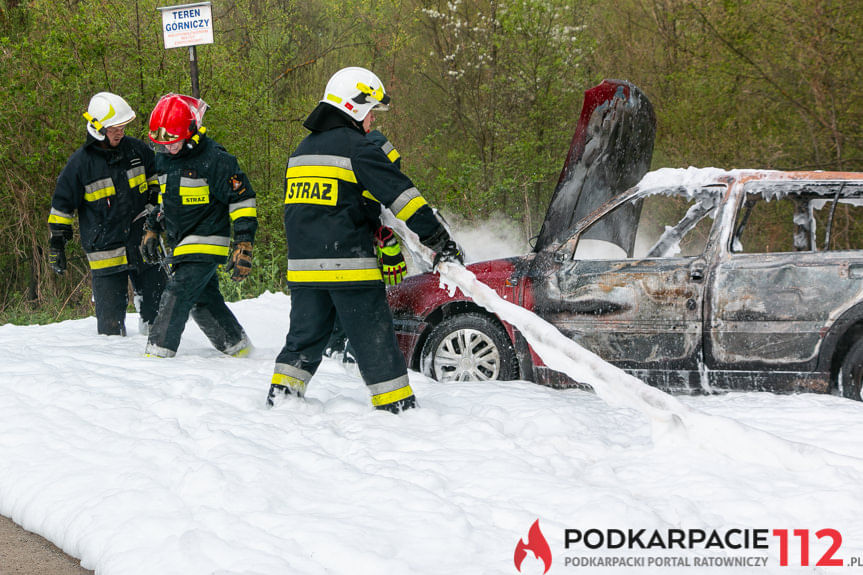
[386,80,863,401]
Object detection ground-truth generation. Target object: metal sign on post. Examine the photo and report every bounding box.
[156,2,214,98]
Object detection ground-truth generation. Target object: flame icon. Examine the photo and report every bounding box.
[514,519,552,574]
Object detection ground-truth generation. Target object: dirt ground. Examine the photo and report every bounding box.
[0,515,92,575]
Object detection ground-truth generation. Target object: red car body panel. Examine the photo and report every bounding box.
[387,257,535,372]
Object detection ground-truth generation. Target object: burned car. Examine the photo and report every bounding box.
[387,81,863,400]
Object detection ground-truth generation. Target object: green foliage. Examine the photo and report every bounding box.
[1,0,862,324]
[404,0,590,232]
[589,0,863,171]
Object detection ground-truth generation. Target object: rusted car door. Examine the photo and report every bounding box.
[530,190,720,392]
[536,258,705,391]
[705,179,863,392]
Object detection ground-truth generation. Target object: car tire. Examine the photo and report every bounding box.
[421,313,519,382]
[838,338,863,401]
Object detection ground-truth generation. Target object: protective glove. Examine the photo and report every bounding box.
[140,230,163,265]
[225,241,253,282]
[432,240,464,269]
[423,225,464,269]
[145,206,165,235]
[48,236,67,275]
[374,226,407,285]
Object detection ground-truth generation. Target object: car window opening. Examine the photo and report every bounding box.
[733,181,863,254]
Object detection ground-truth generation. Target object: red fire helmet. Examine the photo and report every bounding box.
[148,93,207,145]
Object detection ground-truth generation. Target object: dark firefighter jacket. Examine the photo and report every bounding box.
[147,133,257,265]
[366,130,401,169]
[283,104,444,288]
[356,130,402,225]
[49,135,159,276]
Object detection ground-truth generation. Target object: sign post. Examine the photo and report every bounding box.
[156,2,214,98]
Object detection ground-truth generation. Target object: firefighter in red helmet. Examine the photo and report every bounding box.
[141,93,258,358]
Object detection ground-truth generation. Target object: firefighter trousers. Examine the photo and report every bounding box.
[92,264,166,336]
[146,261,249,357]
[273,286,414,409]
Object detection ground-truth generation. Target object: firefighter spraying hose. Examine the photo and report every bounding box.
[268,67,463,413]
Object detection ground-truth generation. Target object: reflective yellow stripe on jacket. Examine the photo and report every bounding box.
[380,141,401,164]
[285,154,357,184]
[285,155,357,207]
[84,178,115,202]
[157,174,167,204]
[390,187,428,222]
[179,177,209,205]
[286,257,382,284]
[229,198,257,221]
[86,246,127,270]
[173,234,230,257]
[48,207,74,226]
[127,166,148,193]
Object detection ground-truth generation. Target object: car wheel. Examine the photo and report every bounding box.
[838,338,863,401]
[421,313,518,382]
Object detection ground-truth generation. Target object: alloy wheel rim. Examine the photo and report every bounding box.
[432,328,501,382]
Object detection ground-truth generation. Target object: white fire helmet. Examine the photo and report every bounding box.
[321,67,391,121]
[83,92,136,141]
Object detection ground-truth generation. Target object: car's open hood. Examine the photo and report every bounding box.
[533,80,656,255]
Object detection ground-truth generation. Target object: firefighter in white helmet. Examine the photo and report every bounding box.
[269,66,463,413]
[48,92,166,335]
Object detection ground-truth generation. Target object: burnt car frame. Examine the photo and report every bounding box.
[387,83,863,401]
